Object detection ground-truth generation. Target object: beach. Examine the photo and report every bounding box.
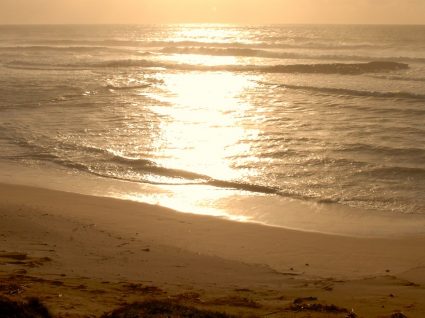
[1,182,425,317]
[1,24,425,317]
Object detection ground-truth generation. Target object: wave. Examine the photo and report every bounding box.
[60,151,283,194]
[0,45,131,53]
[7,134,283,195]
[108,164,281,194]
[2,59,160,71]
[262,61,408,75]
[24,39,254,49]
[359,166,425,178]
[10,131,425,192]
[5,133,423,212]
[4,43,424,66]
[272,83,425,101]
[105,84,150,90]
[93,59,165,68]
[2,60,81,71]
[4,59,409,76]
[160,46,425,63]
[369,75,425,82]
[161,46,283,58]
[23,39,393,51]
[106,154,280,194]
[111,155,210,180]
[337,144,425,158]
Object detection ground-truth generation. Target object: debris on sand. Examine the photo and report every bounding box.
[101,300,235,318]
[122,283,165,295]
[293,296,318,304]
[209,295,261,308]
[289,302,349,314]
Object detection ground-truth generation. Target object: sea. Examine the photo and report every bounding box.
[0,24,424,236]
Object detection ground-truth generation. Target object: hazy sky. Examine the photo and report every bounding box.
[0,0,424,25]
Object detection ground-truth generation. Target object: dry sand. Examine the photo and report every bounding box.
[1,182,424,317]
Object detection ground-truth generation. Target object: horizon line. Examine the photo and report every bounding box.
[0,22,425,26]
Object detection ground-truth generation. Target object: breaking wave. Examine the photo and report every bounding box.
[105,84,151,90]
[272,83,425,101]
[4,59,409,75]
[3,44,424,64]
[161,46,425,63]
[21,39,393,50]
[0,45,131,53]
[358,166,425,178]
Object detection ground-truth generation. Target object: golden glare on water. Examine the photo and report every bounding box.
[166,53,237,66]
[165,24,252,44]
[138,26,263,215]
[126,185,254,222]
[151,71,259,181]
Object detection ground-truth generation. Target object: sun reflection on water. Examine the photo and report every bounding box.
[150,71,259,181]
[164,53,237,66]
[126,185,253,223]
[164,24,257,45]
[123,25,265,217]
[124,63,263,219]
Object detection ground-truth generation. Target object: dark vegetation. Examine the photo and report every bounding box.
[0,297,52,318]
[0,297,234,318]
[0,296,409,318]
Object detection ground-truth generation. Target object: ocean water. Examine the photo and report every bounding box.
[0,25,424,234]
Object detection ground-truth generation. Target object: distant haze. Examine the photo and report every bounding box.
[1,0,424,25]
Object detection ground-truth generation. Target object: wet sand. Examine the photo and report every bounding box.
[1,183,424,317]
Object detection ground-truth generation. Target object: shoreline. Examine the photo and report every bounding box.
[1,161,425,239]
[1,182,425,317]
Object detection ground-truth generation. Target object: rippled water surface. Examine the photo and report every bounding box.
[0,24,424,219]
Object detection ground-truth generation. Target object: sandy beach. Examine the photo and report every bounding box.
[0,182,424,317]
